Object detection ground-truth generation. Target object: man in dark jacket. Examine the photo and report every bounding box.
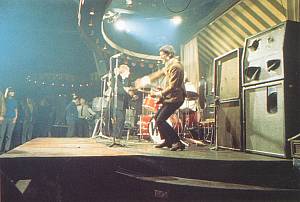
[65,95,80,137]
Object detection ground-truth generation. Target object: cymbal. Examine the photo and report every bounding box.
[186,91,199,100]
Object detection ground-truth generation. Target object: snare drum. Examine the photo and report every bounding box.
[143,96,161,112]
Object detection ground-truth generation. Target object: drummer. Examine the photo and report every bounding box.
[180,78,198,112]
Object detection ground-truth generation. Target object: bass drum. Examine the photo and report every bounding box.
[148,115,182,144]
[148,118,168,144]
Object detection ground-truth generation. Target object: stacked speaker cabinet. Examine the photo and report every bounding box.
[214,48,243,150]
[242,21,300,158]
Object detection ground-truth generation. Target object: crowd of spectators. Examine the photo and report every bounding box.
[0,87,95,153]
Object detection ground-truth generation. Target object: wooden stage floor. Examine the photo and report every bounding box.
[0,137,288,161]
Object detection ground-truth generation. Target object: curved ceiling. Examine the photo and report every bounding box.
[0,0,239,88]
[102,0,239,57]
[0,0,108,88]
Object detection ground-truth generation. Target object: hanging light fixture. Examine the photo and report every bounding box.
[126,0,133,7]
[89,8,95,16]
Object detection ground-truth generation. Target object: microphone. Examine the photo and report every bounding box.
[111,53,123,58]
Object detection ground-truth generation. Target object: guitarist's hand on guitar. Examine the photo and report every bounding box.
[123,87,139,100]
[124,87,136,96]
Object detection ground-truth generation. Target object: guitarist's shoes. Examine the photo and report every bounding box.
[170,142,185,151]
[155,142,172,148]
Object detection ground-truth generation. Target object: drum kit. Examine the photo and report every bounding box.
[136,89,209,146]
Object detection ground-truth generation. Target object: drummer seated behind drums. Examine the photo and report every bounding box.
[135,45,186,151]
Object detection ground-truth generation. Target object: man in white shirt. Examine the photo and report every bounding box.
[77,97,96,137]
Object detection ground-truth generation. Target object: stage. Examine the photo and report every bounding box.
[0,138,300,202]
[0,137,289,160]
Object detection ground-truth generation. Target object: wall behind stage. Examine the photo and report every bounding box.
[182,0,300,94]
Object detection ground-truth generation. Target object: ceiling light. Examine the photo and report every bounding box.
[114,19,126,31]
[126,0,133,7]
[88,17,93,27]
[171,16,182,25]
[89,8,95,16]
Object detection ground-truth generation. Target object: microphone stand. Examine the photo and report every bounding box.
[92,74,110,140]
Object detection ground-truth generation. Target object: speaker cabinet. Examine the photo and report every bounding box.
[243,79,300,157]
[214,49,243,150]
[242,21,300,86]
[244,82,285,156]
[214,48,243,100]
[216,100,242,150]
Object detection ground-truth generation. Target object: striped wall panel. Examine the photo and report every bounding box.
[197,0,287,69]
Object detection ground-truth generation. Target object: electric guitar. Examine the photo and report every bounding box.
[123,86,164,104]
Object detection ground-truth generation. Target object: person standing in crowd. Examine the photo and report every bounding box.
[0,87,18,152]
[65,95,80,137]
[33,98,51,138]
[0,90,6,150]
[77,97,96,137]
[0,90,5,126]
[135,45,186,151]
[21,97,35,143]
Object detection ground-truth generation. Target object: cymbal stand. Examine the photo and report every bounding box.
[210,96,219,150]
[138,90,146,141]
[182,100,191,137]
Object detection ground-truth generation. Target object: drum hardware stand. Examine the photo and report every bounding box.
[210,96,219,151]
[180,98,205,147]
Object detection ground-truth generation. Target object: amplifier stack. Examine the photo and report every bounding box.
[242,21,300,157]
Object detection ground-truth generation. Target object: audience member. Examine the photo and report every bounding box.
[0,87,18,152]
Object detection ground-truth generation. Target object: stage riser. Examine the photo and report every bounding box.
[0,156,297,188]
[0,156,298,201]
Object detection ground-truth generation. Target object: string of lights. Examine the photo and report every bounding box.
[25,75,92,89]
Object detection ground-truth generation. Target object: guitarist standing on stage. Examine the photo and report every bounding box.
[135,45,186,151]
